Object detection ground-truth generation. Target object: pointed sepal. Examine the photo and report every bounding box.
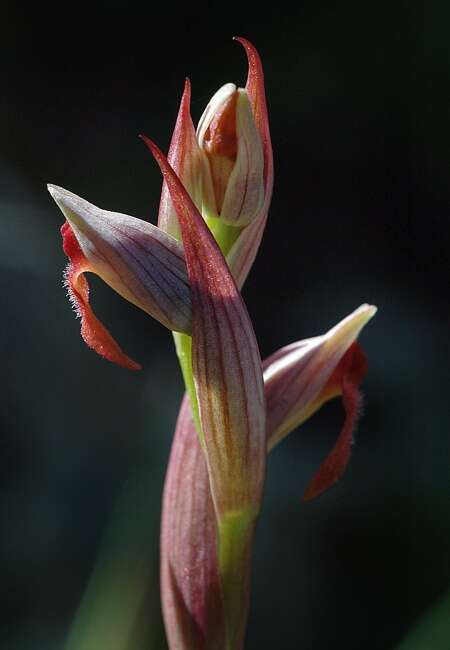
[233,37,273,190]
[158,79,204,240]
[49,185,192,352]
[226,38,274,288]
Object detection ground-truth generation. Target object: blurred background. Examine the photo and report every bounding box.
[1,1,449,648]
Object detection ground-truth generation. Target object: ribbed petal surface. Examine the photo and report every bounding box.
[143,137,266,520]
[161,307,375,648]
[161,395,225,650]
[49,185,192,363]
[158,80,204,240]
[227,38,274,289]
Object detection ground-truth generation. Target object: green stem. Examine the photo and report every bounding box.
[172,331,203,445]
[218,510,257,650]
[205,213,243,258]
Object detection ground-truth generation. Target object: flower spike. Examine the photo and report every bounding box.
[46,36,378,650]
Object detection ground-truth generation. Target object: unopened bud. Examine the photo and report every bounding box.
[197,84,265,227]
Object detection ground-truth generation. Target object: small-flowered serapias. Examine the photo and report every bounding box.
[48,38,376,650]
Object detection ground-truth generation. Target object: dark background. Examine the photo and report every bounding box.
[1,1,449,649]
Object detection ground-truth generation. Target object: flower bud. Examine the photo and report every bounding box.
[197,84,265,227]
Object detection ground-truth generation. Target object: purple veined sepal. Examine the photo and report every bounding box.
[142,136,266,648]
[48,184,192,368]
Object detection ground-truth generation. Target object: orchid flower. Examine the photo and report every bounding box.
[161,307,375,650]
[48,38,376,650]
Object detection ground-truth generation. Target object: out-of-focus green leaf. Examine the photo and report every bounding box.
[64,471,166,650]
[395,589,450,650]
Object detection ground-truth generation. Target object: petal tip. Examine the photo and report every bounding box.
[233,36,250,47]
[47,183,59,200]
[359,303,378,318]
[139,133,156,152]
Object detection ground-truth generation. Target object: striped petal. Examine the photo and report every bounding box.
[49,185,192,367]
[142,137,266,520]
[264,304,377,498]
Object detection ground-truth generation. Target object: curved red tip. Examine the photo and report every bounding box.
[303,344,368,501]
[61,222,141,371]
